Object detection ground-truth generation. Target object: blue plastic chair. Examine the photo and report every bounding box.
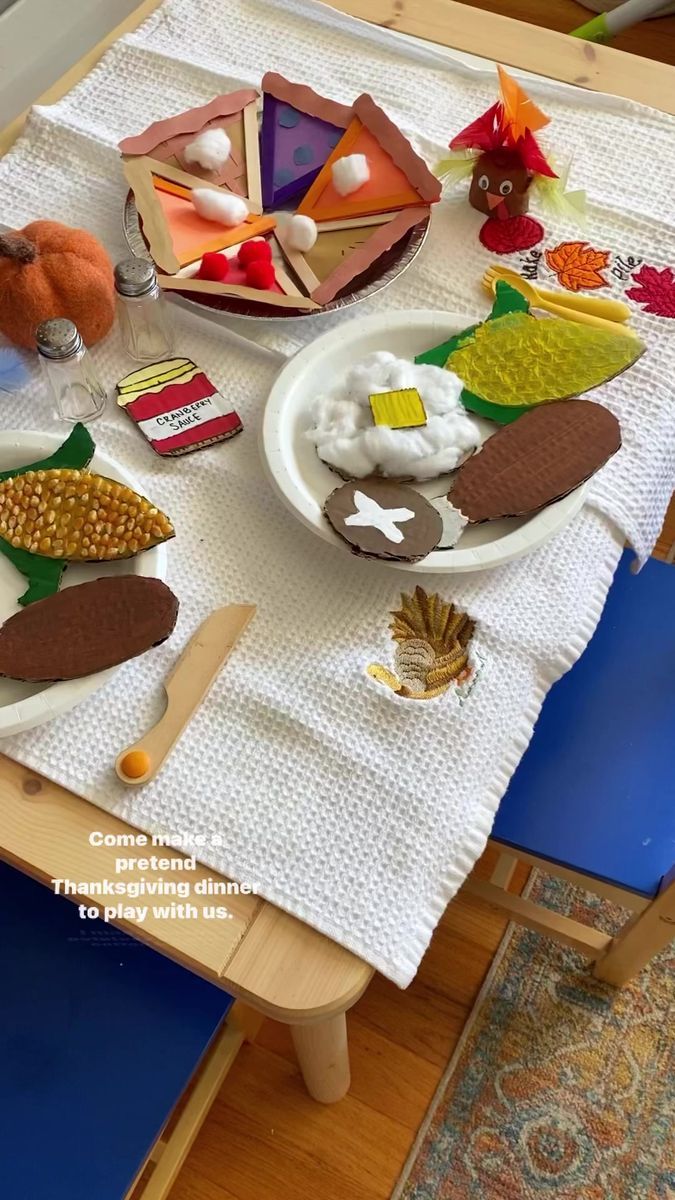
[0,861,239,1200]
[465,550,675,984]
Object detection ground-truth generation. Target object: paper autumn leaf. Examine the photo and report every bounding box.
[626,265,675,318]
[545,241,610,292]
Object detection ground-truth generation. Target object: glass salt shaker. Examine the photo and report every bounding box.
[36,318,107,424]
[114,258,173,362]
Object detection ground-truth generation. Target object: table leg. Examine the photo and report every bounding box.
[291,1013,350,1103]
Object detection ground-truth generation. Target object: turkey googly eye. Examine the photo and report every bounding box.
[478,174,489,191]
[499,180,514,196]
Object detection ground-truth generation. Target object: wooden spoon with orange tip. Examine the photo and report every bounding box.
[116,603,256,787]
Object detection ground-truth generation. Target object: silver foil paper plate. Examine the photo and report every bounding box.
[123,193,430,322]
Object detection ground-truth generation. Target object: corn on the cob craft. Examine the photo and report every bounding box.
[0,469,174,561]
[0,424,174,606]
[416,282,644,424]
[367,587,475,701]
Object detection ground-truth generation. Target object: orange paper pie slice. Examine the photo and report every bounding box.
[297,93,441,223]
[123,156,274,273]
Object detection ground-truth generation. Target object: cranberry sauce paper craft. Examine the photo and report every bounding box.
[324,478,442,563]
[366,587,475,701]
[0,576,179,682]
[116,358,243,456]
[432,398,621,548]
[119,90,262,208]
[260,73,352,208]
[0,424,174,606]
[416,282,644,424]
[436,65,585,254]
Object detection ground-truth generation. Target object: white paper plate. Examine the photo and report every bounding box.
[261,310,587,574]
[0,431,167,737]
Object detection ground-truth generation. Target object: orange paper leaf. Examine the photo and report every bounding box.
[544,241,611,292]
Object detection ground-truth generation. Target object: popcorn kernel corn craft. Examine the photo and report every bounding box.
[0,469,174,560]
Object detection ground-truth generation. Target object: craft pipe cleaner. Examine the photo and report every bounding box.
[0,346,31,393]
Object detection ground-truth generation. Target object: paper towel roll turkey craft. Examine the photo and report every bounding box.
[433,398,622,548]
[416,282,644,424]
[0,575,179,682]
[435,65,585,254]
[120,77,440,311]
[0,424,174,606]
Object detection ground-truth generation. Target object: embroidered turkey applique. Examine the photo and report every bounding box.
[366,587,476,702]
[626,265,675,318]
[544,241,611,292]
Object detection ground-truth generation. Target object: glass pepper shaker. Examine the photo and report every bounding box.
[114,258,173,362]
[36,318,107,424]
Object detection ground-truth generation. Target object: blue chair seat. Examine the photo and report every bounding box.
[0,861,233,1200]
[493,550,675,899]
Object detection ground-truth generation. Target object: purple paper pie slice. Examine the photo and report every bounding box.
[260,73,352,208]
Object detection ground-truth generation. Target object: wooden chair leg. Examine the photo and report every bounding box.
[291,1013,350,1104]
[593,876,675,986]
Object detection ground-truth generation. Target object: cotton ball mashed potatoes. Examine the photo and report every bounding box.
[307,352,481,481]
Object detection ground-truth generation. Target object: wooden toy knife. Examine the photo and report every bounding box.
[115,603,256,787]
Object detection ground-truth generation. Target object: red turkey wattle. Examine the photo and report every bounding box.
[479,215,545,255]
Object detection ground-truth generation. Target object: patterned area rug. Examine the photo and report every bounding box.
[394,874,675,1200]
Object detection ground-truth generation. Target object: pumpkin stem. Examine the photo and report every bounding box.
[0,232,37,264]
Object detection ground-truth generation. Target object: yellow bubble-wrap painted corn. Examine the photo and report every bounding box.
[0,469,174,560]
[446,312,644,408]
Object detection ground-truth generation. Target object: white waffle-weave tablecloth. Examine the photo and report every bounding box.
[0,0,674,985]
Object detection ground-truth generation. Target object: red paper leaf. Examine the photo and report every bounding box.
[626,265,675,318]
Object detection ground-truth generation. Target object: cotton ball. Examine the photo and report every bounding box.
[307,355,482,481]
[191,189,248,227]
[331,154,370,197]
[286,214,317,252]
[183,127,231,171]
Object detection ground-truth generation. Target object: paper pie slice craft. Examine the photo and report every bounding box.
[274,207,429,305]
[0,575,179,682]
[117,358,243,456]
[119,90,262,204]
[0,469,174,561]
[436,66,585,252]
[260,73,352,208]
[416,282,644,424]
[122,156,274,274]
[433,398,621,548]
[324,478,442,562]
[297,93,441,222]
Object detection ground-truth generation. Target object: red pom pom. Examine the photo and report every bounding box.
[245,260,276,290]
[196,252,229,281]
[479,215,544,255]
[238,239,272,266]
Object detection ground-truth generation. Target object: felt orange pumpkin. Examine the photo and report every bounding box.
[0,220,115,350]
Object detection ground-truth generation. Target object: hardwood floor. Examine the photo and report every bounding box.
[169,847,530,1200]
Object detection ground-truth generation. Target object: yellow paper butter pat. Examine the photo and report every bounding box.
[369,388,427,428]
[445,313,643,408]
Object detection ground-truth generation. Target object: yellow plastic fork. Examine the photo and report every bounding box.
[482,265,637,338]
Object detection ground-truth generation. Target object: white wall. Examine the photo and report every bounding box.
[0,0,142,127]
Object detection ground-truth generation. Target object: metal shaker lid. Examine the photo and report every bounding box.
[114,257,158,297]
[35,318,82,359]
